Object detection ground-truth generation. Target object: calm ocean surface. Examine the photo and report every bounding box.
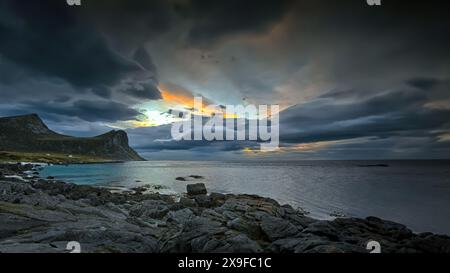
[41,160,450,235]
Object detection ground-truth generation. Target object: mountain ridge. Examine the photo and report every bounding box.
[0,113,145,163]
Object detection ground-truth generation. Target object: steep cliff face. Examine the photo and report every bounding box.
[0,114,144,161]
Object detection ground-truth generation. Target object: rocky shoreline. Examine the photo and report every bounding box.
[1,163,449,253]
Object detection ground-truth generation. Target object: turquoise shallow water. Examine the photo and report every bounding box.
[41,160,450,235]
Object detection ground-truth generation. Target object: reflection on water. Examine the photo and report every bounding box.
[41,160,450,235]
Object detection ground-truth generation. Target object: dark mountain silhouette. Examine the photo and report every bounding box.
[0,114,144,162]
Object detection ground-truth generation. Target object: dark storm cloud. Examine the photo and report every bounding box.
[126,118,261,154]
[279,88,450,143]
[70,100,141,122]
[120,47,162,100]
[407,77,440,91]
[0,57,27,85]
[294,135,450,160]
[1,0,449,159]
[0,0,142,88]
[90,86,112,99]
[19,99,140,123]
[53,95,72,103]
[133,47,158,72]
[85,0,174,51]
[318,89,362,100]
[0,0,163,125]
[122,82,162,100]
[126,0,450,159]
[176,0,293,45]
[126,84,450,158]
[195,0,450,106]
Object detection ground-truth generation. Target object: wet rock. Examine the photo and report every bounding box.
[303,221,340,241]
[221,210,240,220]
[219,198,250,213]
[189,175,204,179]
[162,215,263,253]
[132,187,147,195]
[210,192,225,199]
[221,195,284,218]
[330,210,346,218]
[187,183,207,196]
[406,233,450,253]
[304,241,364,253]
[178,197,197,207]
[0,242,63,253]
[357,164,389,167]
[208,234,263,253]
[161,216,228,253]
[0,213,47,239]
[282,214,316,229]
[209,192,226,206]
[129,200,170,219]
[365,216,413,240]
[227,217,263,240]
[201,209,227,224]
[166,208,195,225]
[268,237,306,252]
[194,195,212,207]
[260,215,300,241]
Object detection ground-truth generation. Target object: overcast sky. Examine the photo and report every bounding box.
[0,0,449,159]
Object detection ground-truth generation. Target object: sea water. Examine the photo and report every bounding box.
[41,160,450,234]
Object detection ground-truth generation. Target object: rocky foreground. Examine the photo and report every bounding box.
[1,163,449,253]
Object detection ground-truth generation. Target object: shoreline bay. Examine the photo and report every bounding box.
[1,163,449,253]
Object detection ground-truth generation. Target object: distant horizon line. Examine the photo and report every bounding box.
[137,158,450,162]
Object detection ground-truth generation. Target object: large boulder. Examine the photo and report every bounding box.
[186,183,207,196]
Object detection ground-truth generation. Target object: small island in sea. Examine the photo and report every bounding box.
[0,114,449,253]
